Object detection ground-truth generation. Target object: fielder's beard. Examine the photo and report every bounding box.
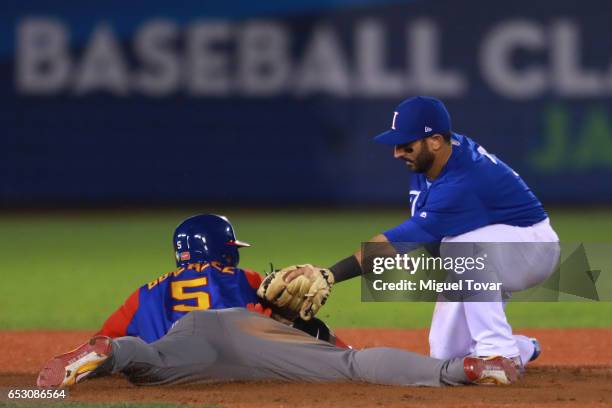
[408,142,435,174]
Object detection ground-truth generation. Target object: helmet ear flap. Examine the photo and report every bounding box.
[221,246,240,267]
[173,233,195,267]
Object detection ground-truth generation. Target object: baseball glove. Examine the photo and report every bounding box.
[257,264,334,321]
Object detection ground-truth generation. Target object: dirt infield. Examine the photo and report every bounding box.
[1,329,611,407]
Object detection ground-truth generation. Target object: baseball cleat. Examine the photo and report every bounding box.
[529,337,541,362]
[37,336,113,388]
[463,356,520,385]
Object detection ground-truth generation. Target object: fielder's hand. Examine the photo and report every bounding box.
[257,264,334,320]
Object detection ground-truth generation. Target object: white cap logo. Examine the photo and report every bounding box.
[391,112,399,130]
[425,126,432,132]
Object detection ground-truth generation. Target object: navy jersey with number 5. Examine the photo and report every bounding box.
[97,262,262,343]
[384,133,547,243]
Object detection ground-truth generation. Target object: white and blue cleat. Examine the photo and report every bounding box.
[529,337,541,362]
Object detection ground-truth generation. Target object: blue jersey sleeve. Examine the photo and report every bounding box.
[384,218,437,244]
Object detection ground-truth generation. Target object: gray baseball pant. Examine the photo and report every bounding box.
[105,308,469,387]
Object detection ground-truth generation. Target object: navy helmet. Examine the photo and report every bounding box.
[173,214,250,267]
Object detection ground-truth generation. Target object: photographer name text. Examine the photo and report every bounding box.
[371,279,502,292]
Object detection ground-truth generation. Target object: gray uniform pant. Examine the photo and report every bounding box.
[109,308,468,387]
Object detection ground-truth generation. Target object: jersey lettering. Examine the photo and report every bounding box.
[409,190,421,216]
[477,145,498,164]
[171,277,211,312]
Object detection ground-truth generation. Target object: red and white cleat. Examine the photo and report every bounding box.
[37,336,113,388]
[463,356,520,385]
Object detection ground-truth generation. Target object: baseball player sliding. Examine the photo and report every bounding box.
[95,214,347,346]
[37,213,520,388]
[271,96,560,367]
[95,214,261,342]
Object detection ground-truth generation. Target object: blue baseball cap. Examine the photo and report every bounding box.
[374,96,451,145]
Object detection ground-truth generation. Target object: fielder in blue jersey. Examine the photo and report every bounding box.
[384,131,546,243]
[281,96,560,368]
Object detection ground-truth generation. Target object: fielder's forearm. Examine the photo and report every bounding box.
[329,255,362,282]
[330,233,396,282]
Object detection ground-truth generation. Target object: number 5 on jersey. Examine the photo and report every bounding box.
[171,278,211,312]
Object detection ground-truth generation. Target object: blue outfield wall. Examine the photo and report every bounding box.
[1,0,611,206]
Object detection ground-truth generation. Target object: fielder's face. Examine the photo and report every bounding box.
[394,138,435,173]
